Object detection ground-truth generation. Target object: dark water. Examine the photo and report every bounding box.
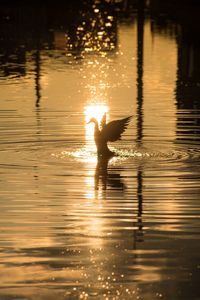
[0,2,200,300]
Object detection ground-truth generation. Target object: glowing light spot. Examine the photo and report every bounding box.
[107,16,113,21]
[105,22,112,27]
[84,104,109,124]
[98,31,104,36]
[77,26,84,31]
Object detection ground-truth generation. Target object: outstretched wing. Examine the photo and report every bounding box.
[101,116,132,142]
[100,113,107,130]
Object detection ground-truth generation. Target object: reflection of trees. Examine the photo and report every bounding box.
[176,25,200,141]
[0,3,48,78]
[134,0,144,246]
[34,50,41,108]
[0,1,135,78]
[136,0,144,145]
[0,47,26,78]
[148,0,200,142]
[175,18,200,110]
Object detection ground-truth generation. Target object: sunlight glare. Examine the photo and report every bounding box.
[84,103,109,124]
[83,103,109,159]
[84,103,109,149]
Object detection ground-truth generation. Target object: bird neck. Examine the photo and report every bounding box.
[93,120,100,133]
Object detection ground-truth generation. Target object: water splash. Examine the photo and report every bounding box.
[52,146,200,164]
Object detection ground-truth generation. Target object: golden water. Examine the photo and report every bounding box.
[0,10,200,300]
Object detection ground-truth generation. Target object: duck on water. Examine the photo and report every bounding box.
[88,113,132,158]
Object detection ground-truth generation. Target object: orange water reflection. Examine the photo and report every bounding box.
[84,103,109,151]
[1,5,199,299]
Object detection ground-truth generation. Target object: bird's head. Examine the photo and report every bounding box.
[87,117,98,124]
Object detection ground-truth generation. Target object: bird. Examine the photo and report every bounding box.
[87,113,132,158]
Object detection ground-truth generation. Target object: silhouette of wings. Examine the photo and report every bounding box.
[101,116,132,142]
[100,113,107,129]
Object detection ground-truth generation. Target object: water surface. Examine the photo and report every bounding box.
[0,3,200,300]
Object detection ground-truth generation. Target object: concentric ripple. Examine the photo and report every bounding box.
[52,145,200,165]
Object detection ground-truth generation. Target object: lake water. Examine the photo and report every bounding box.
[0,3,200,300]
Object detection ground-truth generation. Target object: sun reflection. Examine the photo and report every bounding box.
[82,104,110,249]
[85,103,109,123]
[82,103,109,200]
[84,103,109,152]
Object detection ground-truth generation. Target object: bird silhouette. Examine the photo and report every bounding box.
[88,113,132,157]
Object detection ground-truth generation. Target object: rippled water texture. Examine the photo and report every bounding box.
[0,2,200,300]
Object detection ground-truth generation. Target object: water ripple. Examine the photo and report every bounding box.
[52,146,200,165]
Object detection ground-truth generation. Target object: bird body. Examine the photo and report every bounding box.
[88,114,132,157]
